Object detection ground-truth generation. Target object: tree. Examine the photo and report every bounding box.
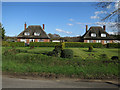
[48,33,60,40]
[96,1,120,29]
[0,23,6,40]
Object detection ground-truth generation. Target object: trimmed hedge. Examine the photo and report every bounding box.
[107,43,120,48]
[65,42,103,48]
[2,41,25,47]
[29,42,61,47]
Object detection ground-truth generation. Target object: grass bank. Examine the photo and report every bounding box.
[2,47,119,79]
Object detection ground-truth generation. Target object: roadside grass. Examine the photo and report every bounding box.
[2,47,119,79]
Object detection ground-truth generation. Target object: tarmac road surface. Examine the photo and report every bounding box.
[2,76,119,88]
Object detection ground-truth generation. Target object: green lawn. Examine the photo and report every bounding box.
[2,47,119,79]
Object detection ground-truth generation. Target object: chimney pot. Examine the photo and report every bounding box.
[103,25,106,31]
[43,24,45,30]
[86,25,88,32]
[24,22,27,30]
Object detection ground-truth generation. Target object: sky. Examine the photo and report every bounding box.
[2,2,118,37]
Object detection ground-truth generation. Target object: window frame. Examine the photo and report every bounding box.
[34,32,40,36]
[101,33,106,37]
[91,33,96,37]
[24,32,30,36]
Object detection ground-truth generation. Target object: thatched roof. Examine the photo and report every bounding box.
[82,26,115,40]
[17,25,50,39]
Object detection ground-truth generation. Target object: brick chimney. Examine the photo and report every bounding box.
[24,22,27,30]
[103,25,106,31]
[43,24,45,30]
[86,25,88,32]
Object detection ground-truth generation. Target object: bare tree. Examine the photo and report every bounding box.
[96,1,120,30]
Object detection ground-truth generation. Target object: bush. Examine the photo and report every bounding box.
[111,56,119,60]
[29,42,61,47]
[9,42,25,47]
[61,49,73,58]
[3,49,21,55]
[2,42,25,47]
[107,43,120,48]
[88,46,93,52]
[2,41,10,47]
[65,42,103,48]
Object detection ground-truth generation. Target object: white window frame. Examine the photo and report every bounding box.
[96,40,101,43]
[91,33,96,37]
[20,39,26,43]
[104,40,107,44]
[107,40,109,43]
[38,39,44,42]
[87,40,89,43]
[101,33,106,37]
[89,40,93,43]
[24,32,30,36]
[34,32,40,36]
[30,39,35,42]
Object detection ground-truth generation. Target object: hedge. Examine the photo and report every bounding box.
[65,42,103,48]
[2,41,25,47]
[29,42,61,47]
[107,43,120,48]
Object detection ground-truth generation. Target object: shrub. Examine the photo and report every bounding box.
[3,49,21,55]
[107,43,120,48]
[61,49,73,58]
[111,56,119,60]
[29,42,61,47]
[61,42,65,50]
[65,42,102,48]
[2,41,10,47]
[88,46,93,52]
[9,42,25,47]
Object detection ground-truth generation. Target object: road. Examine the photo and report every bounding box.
[2,76,119,88]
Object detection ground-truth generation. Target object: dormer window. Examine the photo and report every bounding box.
[91,33,96,37]
[101,33,106,37]
[24,32,30,35]
[34,32,40,36]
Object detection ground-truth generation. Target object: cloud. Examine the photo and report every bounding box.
[76,22,92,25]
[56,29,72,34]
[91,11,107,19]
[108,32,119,35]
[91,16,100,19]
[115,1,120,9]
[69,19,74,21]
[95,11,107,15]
[67,23,73,26]
[95,22,117,25]
[106,5,111,9]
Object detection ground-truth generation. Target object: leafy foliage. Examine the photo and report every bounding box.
[107,43,120,48]
[61,49,73,58]
[65,42,103,48]
[88,46,93,52]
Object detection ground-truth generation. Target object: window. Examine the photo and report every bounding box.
[107,40,109,43]
[24,32,30,35]
[38,39,44,42]
[96,40,101,43]
[30,39,35,42]
[91,33,96,37]
[87,40,89,43]
[20,39,26,43]
[101,33,106,37]
[89,40,93,43]
[34,32,40,36]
